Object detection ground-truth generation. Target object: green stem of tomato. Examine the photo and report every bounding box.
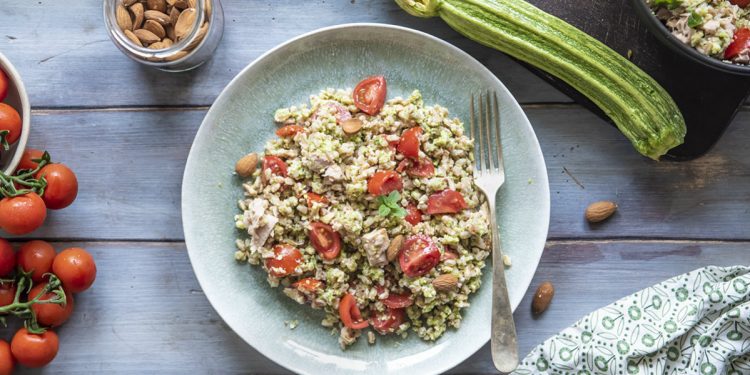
[0,130,8,151]
[0,151,51,198]
[0,272,66,333]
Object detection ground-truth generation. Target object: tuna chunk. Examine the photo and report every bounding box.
[243,198,278,250]
[361,228,389,267]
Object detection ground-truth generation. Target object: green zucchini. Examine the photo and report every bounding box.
[395,0,686,160]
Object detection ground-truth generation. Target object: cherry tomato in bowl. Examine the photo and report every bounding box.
[52,247,97,293]
[29,283,74,327]
[0,238,15,277]
[276,125,305,138]
[382,291,413,309]
[397,127,422,159]
[0,69,8,102]
[16,148,45,172]
[0,103,22,147]
[404,204,422,226]
[265,244,302,278]
[10,328,58,368]
[425,189,468,215]
[261,155,288,184]
[0,193,47,235]
[725,28,750,59]
[399,234,441,278]
[338,293,368,329]
[309,222,341,260]
[367,170,402,196]
[35,163,78,210]
[729,0,750,8]
[305,192,328,208]
[371,308,405,334]
[18,240,56,282]
[353,76,386,116]
[292,277,324,294]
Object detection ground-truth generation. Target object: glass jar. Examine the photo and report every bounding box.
[103,0,223,72]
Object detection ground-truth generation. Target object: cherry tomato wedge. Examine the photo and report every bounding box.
[339,293,369,329]
[0,69,8,102]
[397,127,422,159]
[16,148,45,172]
[0,193,47,235]
[371,308,405,334]
[0,339,12,375]
[293,278,324,294]
[0,283,16,307]
[0,238,14,277]
[425,189,468,215]
[36,163,78,210]
[29,283,74,327]
[306,192,329,208]
[443,247,459,261]
[18,240,56,283]
[276,125,305,138]
[404,204,422,226]
[367,170,403,196]
[265,244,302,278]
[10,328,58,368]
[0,103,22,147]
[725,28,750,59]
[353,76,386,116]
[309,222,341,260]
[730,0,750,8]
[407,158,435,178]
[383,292,413,309]
[399,234,441,278]
[262,155,288,177]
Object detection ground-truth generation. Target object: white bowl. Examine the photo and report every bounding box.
[0,52,30,175]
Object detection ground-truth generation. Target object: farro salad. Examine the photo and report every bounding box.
[233,76,494,349]
[649,0,750,64]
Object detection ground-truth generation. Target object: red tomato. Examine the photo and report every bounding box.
[18,240,56,283]
[404,204,422,225]
[29,283,74,327]
[261,155,288,183]
[370,308,405,334]
[0,69,7,102]
[443,248,459,261]
[338,293,369,329]
[0,339,12,375]
[276,125,305,138]
[52,247,96,293]
[0,193,47,235]
[305,192,329,208]
[396,159,410,173]
[10,328,58,368]
[425,190,468,215]
[399,234,441,278]
[0,238,14,277]
[353,76,387,116]
[309,222,341,260]
[36,163,78,210]
[293,278,324,294]
[16,148,45,172]
[397,127,422,159]
[265,244,302,278]
[0,103,21,147]
[382,291,413,309]
[730,0,750,7]
[407,158,435,178]
[725,28,750,59]
[0,283,16,307]
[367,170,403,196]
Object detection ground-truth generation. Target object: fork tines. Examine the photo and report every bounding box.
[470,92,503,176]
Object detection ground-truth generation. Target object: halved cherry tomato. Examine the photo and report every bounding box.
[383,292,413,309]
[0,339,12,375]
[36,163,78,210]
[0,238,14,277]
[396,159,410,173]
[0,103,21,147]
[293,278,324,294]
[730,0,750,8]
[309,222,341,260]
[425,189,468,215]
[407,158,435,178]
[371,308,405,334]
[443,247,459,261]
[725,28,750,59]
[404,204,422,226]
[10,328,58,368]
[399,234,441,278]
[0,69,8,102]
[276,125,305,138]
[16,148,45,172]
[339,293,369,329]
[265,244,302,278]
[29,283,74,327]
[397,127,422,159]
[367,170,403,196]
[306,192,329,208]
[52,247,96,293]
[0,283,16,307]
[353,76,387,116]
[261,155,288,184]
[0,193,47,235]
[18,240,56,282]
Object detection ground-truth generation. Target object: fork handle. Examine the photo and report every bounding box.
[486,192,519,373]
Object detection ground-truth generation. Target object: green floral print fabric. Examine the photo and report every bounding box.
[515,266,749,374]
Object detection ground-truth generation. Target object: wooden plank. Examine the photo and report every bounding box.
[0,0,570,108]
[2,240,743,373]
[11,107,749,241]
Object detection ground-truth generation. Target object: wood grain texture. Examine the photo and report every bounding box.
[0,240,742,374]
[11,107,750,241]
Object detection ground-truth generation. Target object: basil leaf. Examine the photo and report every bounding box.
[687,11,703,28]
[378,205,391,216]
[392,207,407,218]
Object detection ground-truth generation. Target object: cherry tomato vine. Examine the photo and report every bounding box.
[0,151,50,198]
[0,270,66,334]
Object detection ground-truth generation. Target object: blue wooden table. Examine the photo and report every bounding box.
[1,1,748,373]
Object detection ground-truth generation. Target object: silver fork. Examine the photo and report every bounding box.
[470,92,518,373]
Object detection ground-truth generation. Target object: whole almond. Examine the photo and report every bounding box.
[432,274,458,292]
[147,0,167,12]
[164,50,188,62]
[133,28,161,45]
[148,41,166,50]
[175,8,198,40]
[144,10,171,25]
[235,153,259,178]
[585,201,617,223]
[386,235,404,262]
[123,29,142,46]
[532,281,554,315]
[161,37,174,47]
[169,6,180,26]
[165,25,177,41]
[185,21,208,49]
[130,3,145,30]
[188,0,197,8]
[116,4,133,31]
[143,19,166,39]
[341,118,363,135]
[122,0,138,6]
[168,0,189,9]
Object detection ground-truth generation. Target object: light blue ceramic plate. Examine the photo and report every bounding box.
[182,23,550,375]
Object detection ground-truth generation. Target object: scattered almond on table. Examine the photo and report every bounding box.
[585,200,618,223]
[532,281,554,316]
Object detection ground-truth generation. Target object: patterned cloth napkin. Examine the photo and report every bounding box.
[514,266,749,375]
